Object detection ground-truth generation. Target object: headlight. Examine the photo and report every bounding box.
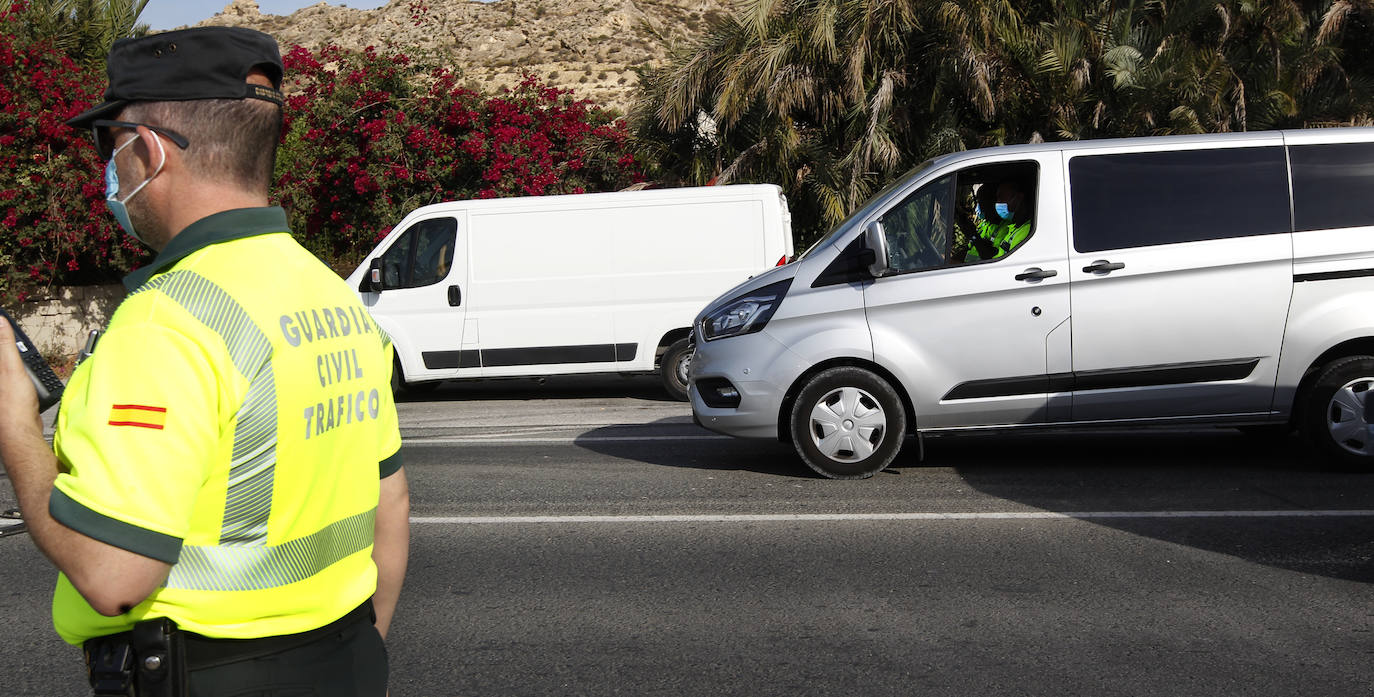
[700,279,793,341]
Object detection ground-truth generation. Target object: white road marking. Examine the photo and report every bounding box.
[403,435,731,444]
[411,510,1374,524]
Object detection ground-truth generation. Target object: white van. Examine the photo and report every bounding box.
[348,185,793,399]
[689,128,1374,477]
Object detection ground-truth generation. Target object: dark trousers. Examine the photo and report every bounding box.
[184,608,388,697]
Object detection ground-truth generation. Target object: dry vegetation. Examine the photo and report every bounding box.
[203,0,726,113]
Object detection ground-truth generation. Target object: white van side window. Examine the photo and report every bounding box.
[378,217,458,290]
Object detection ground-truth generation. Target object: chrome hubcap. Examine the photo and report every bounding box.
[1326,376,1374,456]
[809,386,886,463]
[675,351,692,386]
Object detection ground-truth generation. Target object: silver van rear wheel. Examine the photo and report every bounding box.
[1303,355,1374,471]
[789,367,906,479]
[1325,376,1374,456]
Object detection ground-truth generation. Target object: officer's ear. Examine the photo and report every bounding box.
[129,125,172,179]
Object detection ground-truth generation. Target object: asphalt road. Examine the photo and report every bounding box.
[2,375,1372,695]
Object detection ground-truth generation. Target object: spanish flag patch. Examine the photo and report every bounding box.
[108,404,167,430]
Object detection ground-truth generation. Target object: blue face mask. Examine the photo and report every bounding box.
[994,202,1012,221]
[104,134,165,245]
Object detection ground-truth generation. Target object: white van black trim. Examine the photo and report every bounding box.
[422,350,481,370]
[1294,268,1374,283]
[422,343,639,369]
[942,359,1261,401]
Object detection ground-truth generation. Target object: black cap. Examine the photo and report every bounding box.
[66,26,285,129]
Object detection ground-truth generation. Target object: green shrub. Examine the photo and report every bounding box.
[0,3,150,302]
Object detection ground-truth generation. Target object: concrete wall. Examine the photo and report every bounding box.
[13,285,125,364]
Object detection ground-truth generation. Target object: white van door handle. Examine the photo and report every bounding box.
[1015,268,1058,281]
[448,285,462,307]
[1083,260,1125,274]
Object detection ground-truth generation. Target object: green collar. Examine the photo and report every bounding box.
[123,207,290,291]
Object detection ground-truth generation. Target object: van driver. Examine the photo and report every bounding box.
[965,179,1033,262]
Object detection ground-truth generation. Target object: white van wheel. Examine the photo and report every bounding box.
[660,338,692,402]
[789,367,906,479]
[390,356,437,396]
[1303,355,1374,471]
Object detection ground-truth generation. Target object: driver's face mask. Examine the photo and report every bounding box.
[104,133,166,244]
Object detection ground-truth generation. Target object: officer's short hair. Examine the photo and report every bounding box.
[66,27,285,193]
[119,98,281,193]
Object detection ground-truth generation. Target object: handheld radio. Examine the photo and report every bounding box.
[0,308,64,411]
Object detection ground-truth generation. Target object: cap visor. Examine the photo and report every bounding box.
[65,99,128,129]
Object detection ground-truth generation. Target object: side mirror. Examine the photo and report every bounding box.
[864,221,890,278]
[366,258,384,293]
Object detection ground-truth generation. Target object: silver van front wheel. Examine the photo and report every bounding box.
[789,367,906,479]
[808,386,886,462]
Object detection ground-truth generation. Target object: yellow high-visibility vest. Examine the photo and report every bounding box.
[50,207,402,644]
[965,218,1032,262]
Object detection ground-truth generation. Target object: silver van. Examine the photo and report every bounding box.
[689,128,1374,478]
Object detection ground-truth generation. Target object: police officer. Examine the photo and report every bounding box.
[0,27,408,696]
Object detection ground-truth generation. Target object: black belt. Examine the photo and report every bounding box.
[183,598,376,670]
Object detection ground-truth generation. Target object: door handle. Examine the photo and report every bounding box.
[1082,260,1125,274]
[1014,268,1058,282]
[448,285,462,307]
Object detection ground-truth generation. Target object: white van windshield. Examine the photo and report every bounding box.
[796,160,935,260]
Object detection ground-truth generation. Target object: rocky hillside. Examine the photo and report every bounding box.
[201,0,729,113]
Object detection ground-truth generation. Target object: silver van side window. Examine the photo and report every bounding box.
[877,161,1040,274]
[1290,142,1374,232]
[954,163,1038,264]
[880,174,955,273]
[1069,147,1290,253]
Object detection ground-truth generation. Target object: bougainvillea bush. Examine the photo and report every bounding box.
[0,2,149,303]
[275,44,644,274]
[0,7,645,300]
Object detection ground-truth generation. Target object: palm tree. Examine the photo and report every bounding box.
[994,0,1374,137]
[634,0,939,239]
[1,0,151,67]
[633,0,1374,244]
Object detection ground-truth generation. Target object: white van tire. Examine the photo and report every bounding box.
[789,367,906,479]
[390,356,437,396]
[1303,355,1374,471]
[660,338,692,402]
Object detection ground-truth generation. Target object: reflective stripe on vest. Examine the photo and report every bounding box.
[165,508,376,591]
[136,270,278,545]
